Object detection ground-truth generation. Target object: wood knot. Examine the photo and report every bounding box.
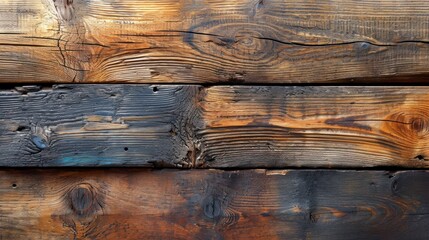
[355,42,371,56]
[69,183,97,217]
[31,135,47,150]
[382,111,429,138]
[203,195,222,219]
[411,117,427,133]
[358,42,370,50]
[381,110,429,162]
[188,21,279,64]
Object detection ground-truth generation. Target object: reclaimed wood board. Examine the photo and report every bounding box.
[0,84,202,167]
[1,0,429,83]
[1,85,429,168]
[199,86,429,168]
[1,169,429,240]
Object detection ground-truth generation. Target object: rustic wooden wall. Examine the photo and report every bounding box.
[1,0,429,239]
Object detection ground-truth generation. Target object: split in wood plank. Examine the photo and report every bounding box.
[2,0,429,83]
[1,85,429,168]
[0,169,428,240]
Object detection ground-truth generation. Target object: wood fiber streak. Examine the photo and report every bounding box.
[1,0,429,83]
[0,169,429,240]
[0,84,201,167]
[198,86,429,168]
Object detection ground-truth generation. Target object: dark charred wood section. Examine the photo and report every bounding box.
[1,169,429,240]
[0,85,201,167]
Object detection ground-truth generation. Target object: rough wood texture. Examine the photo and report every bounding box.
[198,86,429,168]
[0,84,201,167]
[2,0,429,83]
[2,85,429,167]
[0,169,428,240]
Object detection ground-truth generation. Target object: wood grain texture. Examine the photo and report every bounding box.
[0,84,201,167]
[2,85,429,168]
[199,86,429,168]
[2,0,429,83]
[1,169,429,240]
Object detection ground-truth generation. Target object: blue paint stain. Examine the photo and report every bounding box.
[56,156,118,166]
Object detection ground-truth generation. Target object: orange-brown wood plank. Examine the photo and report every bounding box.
[1,85,429,168]
[1,0,429,83]
[198,86,429,168]
[0,169,428,240]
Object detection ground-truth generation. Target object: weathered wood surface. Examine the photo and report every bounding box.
[0,169,428,240]
[1,85,429,168]
[199,86,429,168]
[2,0,429,83]
[0,84,201,167]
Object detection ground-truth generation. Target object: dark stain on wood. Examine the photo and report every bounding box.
[325,116,372,131]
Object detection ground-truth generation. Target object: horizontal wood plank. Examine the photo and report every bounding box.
[1,169,429,239]
[2,85,429,168]
[0,85,201,167]
[1,0,429,83]
[199,86,429,168]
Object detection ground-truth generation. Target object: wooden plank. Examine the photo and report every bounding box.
[199,86,429,168]
[0,169,428,239]
[1,0,429,83]
[0,84,201,167]
[2,85,429,168]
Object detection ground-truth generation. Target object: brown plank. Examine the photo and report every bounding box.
[198,86,429,168]
[0,84,201,167]
[0,169,429,239]
[2,85,429,168]
[1,0,429,83]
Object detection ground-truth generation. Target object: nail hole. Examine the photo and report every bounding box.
[11,183,17,188]
[415,155,425,161]
[152,87,158,93]
[124,147,128,151]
